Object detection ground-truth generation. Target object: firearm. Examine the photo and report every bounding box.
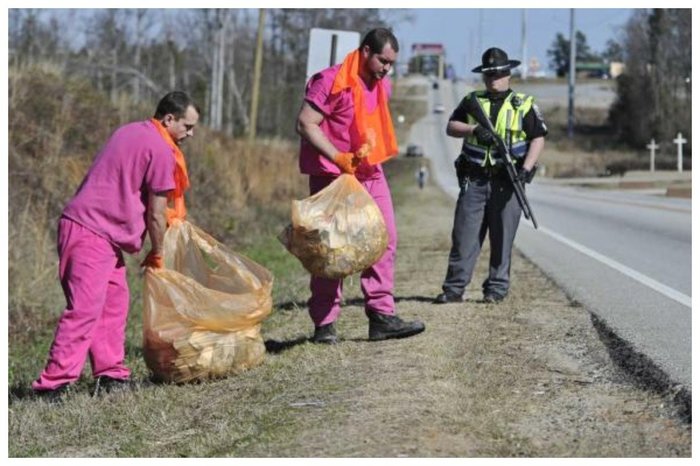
[471,94,539,229]
[454,153,469,189]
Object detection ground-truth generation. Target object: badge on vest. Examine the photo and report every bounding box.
[511,95,523,109]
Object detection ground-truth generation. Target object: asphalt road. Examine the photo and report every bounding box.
[405,76,692,390]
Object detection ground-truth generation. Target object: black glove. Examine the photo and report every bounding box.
[473,125,495,146]
[517,166,537,184]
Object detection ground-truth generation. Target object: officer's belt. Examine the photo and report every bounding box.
[464,162,506,179]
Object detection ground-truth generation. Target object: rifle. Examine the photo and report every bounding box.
[471,94,539,229]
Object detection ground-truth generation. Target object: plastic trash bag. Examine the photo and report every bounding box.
[278,174,388,279]
[143,220,273,383]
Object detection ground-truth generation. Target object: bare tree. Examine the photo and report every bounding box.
[609,9,691,149]
[8,8,413,139]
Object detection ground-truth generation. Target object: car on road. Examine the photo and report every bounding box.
[434,103,445,113]
[405,144,424,157]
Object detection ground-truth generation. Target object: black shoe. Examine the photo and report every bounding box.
[311,323,338,345]
[367,312,425,341]
[483,293,505,304]
[433,291,463,304]
[93,376,131,397]
[34,384,70,404]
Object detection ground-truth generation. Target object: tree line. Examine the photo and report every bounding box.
[8,9,395,140]
[9,8,691,151]
[546,9,691,150]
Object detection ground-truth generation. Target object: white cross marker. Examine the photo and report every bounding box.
[674,132,687,172]
[646,138,659,172]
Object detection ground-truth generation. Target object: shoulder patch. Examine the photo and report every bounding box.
[532,103,548,132]
[532,103,544,121]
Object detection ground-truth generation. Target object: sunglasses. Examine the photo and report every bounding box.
[484,70,510,79]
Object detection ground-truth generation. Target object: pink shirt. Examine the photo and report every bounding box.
[62,120,176,254]
[299,64,392,179]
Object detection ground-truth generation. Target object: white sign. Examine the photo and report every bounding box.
[306,28,360,82]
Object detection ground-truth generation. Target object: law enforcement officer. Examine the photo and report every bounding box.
[434,47,547,304]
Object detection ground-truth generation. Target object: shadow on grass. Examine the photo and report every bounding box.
[9,376,161,404]
[265,336,309,354]
[8,383,34,402]
[275,295,436,311]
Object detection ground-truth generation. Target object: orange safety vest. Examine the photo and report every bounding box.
[150,118,190,224]
[330,50,398,165]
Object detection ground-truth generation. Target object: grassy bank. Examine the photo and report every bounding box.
[9,154,690,457]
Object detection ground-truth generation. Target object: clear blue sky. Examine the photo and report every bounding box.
[389,8,635,77]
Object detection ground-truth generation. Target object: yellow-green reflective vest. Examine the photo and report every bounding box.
[461,90,534,167]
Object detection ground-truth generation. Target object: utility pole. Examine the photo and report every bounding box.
[521,9,528,80]
[477,9,483,55]
[567,8,576,139]
[248,8,266,141]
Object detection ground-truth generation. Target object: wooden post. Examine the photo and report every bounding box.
[248,9,266,141]
[567,9,576,139]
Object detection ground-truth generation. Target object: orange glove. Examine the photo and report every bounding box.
[141,250,164,269]
[333,152,361,174]
[355,142,372,159]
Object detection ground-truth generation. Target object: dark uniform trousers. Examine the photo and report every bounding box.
[442,170,522,298]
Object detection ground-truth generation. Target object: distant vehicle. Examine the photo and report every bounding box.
[406,144,424,157]
[434,103,445,114]
[588,69,610,79]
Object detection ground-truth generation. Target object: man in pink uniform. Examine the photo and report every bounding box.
[32,91,200,401]
[296,28,425,344]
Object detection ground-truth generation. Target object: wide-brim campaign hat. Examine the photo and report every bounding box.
[471,47,521,73]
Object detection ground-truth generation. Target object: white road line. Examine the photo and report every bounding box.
[522,223,692,308]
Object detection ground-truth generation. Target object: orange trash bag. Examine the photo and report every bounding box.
[143,220,273,383]
[278,174,388,279]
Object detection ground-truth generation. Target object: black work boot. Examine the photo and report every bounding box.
[34,384,70,404]
[311,322,338,345]
[93,376,131,397]
[367,311,425,341]
[433,291,463,304]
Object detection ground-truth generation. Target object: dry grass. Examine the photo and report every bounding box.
[8,157,690,457]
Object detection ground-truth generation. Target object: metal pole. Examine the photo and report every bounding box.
[521,9,528,80]
[567,8,576,139]
[329,34,338,67]
[478,9,483,55]
[248,8,266,141]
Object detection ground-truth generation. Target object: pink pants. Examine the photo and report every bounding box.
[32,218,131,391]
[308,173,397,326]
